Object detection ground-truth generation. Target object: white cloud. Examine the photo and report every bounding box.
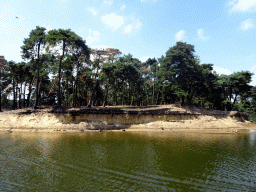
[135,19,142,29]
[241,19,254,30]
[139,56,154,63]
[124,24,132,33]
[213,66,232,75]
[104,0,114,6]
[175,30,186,41]
[124,18,141,33]
[86,29,100,45]
[101,13,124,30]
[124,14,142,32]
[197,28,209,40]
[229,0,236,6]
[88,8,97,16]
[120,4,126,12]
[230,0,256,12]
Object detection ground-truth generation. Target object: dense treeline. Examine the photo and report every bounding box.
[0,26,255,112]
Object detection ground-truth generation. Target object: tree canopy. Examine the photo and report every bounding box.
[21,26,47,108]
[1,27,255,113]
[44,28,90,106]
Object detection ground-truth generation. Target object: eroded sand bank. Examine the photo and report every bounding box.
[0,105,255,133]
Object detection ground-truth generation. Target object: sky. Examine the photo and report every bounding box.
[1,0,256,84]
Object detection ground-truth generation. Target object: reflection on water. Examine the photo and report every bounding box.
[0,131,256,191]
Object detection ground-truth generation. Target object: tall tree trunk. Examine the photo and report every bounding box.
[88,80,98,107]
[0,69,2,112]
[130,87,135,106]
[152,79,154,105]
[35,43,40,108]
[13,78,16,109]
[19,83,22,109]
[26,89,31,107]
[233,92,238,105]
[38,77,42,107]
[113,81,117,106]
[72,80,75,107]
[23,82,26,108]
[43,90,45,106]
[114,89,117,106]
[88,67,99,107]
[103,82,109,107]
[18,87,21,109]
[27,76,35,107]
[187,89,195,104]
[73,61,80,107]
[155,93,159,105]
[229,87,232,101]
[16,87,18,109]
[121,80,125,106]
[73,79,76,107]
[75,81,78,107]
[58,41,66,107]
[72,57,78,107]
[181,95,185,107]
[0,87,1,111]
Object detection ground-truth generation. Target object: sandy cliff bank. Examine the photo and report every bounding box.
[0,104,254,133]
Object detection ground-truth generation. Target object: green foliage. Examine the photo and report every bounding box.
[3,28,255,112]
[44,28,90,107]
[44,29,87,54]
[100,54,144,106]
[21,26,47,60]
[159,42,201,104]
[21,26,48,107]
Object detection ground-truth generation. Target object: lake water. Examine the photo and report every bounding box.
[0,131,256,191]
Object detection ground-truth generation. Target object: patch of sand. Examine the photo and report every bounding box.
[0,105,254,133]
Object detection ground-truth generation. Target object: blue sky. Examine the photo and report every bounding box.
[1,0,256,84]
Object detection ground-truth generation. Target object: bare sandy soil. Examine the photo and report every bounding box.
[0,104,255,133]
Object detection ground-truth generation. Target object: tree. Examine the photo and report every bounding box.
[0,56,9,111]
[45,29,90,107]
[216,71,253,110]
[144,58,159,105]
[195,64,220,108]
[7,61,19,109]
[105,54,143,106]
[67,40,91,107]
[88,48,121,107]
[247,86,256,112]
[230,71,253,106]
[101,64,113,107]
[160,42,198,105]
[21,26,47,108]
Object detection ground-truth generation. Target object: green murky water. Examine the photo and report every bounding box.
[0,131,256,191]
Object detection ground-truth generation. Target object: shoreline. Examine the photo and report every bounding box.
[1,127,256,134]
[0,104,255,134]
